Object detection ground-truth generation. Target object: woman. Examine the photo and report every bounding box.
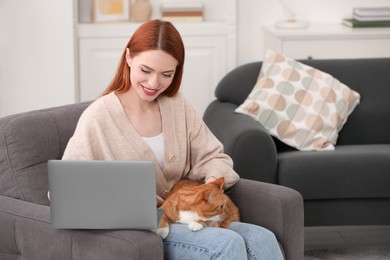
[63,19,283,260]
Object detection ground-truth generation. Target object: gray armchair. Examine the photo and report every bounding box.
[0,102,303,260]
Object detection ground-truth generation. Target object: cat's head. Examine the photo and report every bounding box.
[195,177,228,218]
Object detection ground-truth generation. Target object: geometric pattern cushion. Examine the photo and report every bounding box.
[236,50,360,151]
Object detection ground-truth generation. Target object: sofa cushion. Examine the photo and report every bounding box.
[236,50,360,151]
[0,102,89,205]
[301,58,390,146]
[277,144,390,200]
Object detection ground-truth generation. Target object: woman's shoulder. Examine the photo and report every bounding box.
[78,93,117,123]
[80,97,105,118]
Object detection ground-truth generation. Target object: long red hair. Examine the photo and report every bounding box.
[101,19,185,97]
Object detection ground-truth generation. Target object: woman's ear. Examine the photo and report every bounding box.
[125,48,131,67]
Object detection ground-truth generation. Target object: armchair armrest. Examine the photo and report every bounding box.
[204,101,278,183]
[0,196,163,260]
[229,179,304,260]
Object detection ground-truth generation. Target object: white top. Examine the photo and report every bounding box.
[143,133,164,170]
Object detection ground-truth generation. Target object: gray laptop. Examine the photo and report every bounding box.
[48,160,158,230]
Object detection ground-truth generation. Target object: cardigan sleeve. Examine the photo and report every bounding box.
[183,98,240,188]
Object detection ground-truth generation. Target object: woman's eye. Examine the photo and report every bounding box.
[141,68,150,73]
[163,73,173,78]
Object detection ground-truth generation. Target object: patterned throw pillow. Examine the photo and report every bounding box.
[235,50,360,151]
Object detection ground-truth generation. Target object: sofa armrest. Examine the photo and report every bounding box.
[0,196,163,260]
[204,101,278,183]
[229,179,304,260]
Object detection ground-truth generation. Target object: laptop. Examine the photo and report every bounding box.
[48,160,160,230]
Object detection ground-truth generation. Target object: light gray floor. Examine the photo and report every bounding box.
[305,225,390,250]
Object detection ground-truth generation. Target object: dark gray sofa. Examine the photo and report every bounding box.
[0,102,303,259]
[204,58,390,227]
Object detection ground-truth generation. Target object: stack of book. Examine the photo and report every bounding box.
[161,1,204,22]
[342,6,390,28]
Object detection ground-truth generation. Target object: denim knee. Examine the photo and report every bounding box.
[219,229,247,260]
[229,222,284,260]
[163,225,247,260]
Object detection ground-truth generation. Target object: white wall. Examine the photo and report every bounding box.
[1,0,389,116]
[238,0,390,64]
[0,0,76,117]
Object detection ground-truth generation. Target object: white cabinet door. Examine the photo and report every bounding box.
[181,35,227,115]
[79,35,227,115]
[79,38,128,101]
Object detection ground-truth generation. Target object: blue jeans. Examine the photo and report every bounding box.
[163,222,284,260]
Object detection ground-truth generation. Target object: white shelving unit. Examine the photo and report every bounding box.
[75,0,237,115]
[263,24,390,60]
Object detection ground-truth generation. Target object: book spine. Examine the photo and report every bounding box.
[161,2,203,13]
[162,11,203,17]
[162,16,204,22]
[353,7,390,17]
[353,14,390,22]
[342,18,390,28]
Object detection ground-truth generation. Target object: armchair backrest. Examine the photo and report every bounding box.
[0,102,90,205]
[214,58,390,146]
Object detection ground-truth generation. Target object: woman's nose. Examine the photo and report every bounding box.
[148,74,159,88]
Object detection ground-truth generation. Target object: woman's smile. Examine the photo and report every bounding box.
[142,84,159,96]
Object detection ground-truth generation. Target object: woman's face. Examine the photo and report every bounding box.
[126,49,178,102]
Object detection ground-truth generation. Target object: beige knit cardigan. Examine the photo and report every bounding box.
[62,92,239,206]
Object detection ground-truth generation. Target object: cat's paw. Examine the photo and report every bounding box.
[156,227,170,239]
[188,221,204,232]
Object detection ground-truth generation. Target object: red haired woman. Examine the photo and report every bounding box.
[63,19,283,260]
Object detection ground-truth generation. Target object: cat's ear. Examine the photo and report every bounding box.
[212,177,225,190]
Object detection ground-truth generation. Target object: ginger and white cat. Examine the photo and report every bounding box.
[157,177,240,239]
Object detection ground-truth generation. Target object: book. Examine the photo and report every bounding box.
[161,1,203,23]
[162,11,203,17]
[342,18,390,28]
[162,16,203,22]
[161,11,203,22]
[161,1,203,12]
[353,14,390,22]
[353,6,390,17]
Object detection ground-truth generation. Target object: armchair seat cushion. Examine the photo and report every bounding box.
[278,144,390,200]
[0,196,163,260]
